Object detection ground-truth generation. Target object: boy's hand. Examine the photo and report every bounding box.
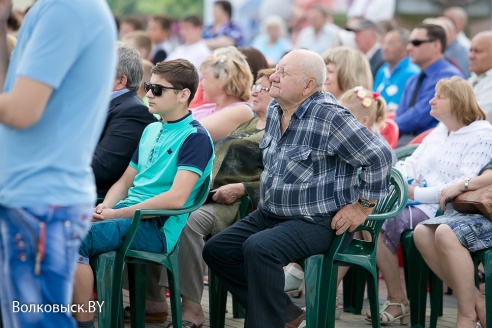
[92,206,117,222]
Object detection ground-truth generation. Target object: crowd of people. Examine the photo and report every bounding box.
[1,0,492,328]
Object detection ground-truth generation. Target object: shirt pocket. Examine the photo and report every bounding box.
[259,134,272,150]
[283,145,313,184]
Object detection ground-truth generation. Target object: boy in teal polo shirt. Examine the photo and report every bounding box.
[73,59,214,328]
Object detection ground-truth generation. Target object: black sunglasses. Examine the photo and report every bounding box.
[144,82,182,97]
[408,39,436,47]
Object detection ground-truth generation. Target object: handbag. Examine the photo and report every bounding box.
[452,185,492,220]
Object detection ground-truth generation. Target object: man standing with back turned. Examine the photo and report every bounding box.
[0,0,117,327]
[203,49,393,328]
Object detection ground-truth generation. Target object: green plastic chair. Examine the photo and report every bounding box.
[208,195,250,328]
[300,168,408,328]
[342,145,421,314]
[90,175,211,328]
[395,144,419,161]
[400,230,443,328]
[471,248,492,328]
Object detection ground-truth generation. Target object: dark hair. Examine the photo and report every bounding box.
[7,11,21,31]
[114,15,121,32]
[214,0,232,19]
[122,15,145,31]
[151,14,172,31]
[152,59,199,105]
[182,15,203,27]
[416,23,447,54]
[238,47,269,85]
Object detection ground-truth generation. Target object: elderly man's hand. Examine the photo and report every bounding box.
[331,203,372,235]
[212,183,246,205]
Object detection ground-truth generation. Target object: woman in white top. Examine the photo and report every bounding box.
[367,76,492,324]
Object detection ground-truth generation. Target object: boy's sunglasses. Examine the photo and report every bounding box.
[408,39,436,47]
[144,82,182,97]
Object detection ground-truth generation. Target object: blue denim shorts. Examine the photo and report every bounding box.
[0,205,92,328]
[77,214,168,264]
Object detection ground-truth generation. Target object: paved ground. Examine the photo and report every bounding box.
[97,267,463,327]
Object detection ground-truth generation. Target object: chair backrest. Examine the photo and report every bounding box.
[408,128,433,145]
[380,118,399,149]
[327,168,408,258]
[394,144,418,161]
[351,168,408,245]
[116,175,212,258]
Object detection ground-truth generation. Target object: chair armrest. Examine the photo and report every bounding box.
[115,175,211,259]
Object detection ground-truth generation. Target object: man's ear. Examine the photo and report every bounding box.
[303,78,316,96]
[114,75,128,91]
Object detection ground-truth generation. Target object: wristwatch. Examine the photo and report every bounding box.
[464,178,471,191]
[358,198,376,209]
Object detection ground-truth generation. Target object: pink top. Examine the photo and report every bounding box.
[191,101,249,121]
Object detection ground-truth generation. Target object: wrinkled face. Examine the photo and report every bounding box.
[469,35,492,76]
[251,76,272,115]
[429,88,452,122]
[323,63,341,98]
[268,53,305,104]
[407,28,438,67]
[354,29,376,54]
[199,66,222,103]
[382,30,406,64]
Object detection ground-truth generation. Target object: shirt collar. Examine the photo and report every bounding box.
[365,43,380,59]
[272,91,325,119]
[111,88,130,101]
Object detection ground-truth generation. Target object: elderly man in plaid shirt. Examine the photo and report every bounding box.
[204,49,393,328]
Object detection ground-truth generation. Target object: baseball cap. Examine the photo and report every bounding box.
[346,19,380,33]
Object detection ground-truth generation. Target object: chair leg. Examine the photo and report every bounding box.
[128,263,147,328]
[92,252,125,328]
[366,269,381,328]
[429,271,443,328]
[342,266,367,314]
[208,269,228,328]
[482,251,492,328]
[167,262,183,328]
[401,233,428,328]
[232,297,245,318]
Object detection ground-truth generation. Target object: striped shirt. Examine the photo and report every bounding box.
[259,91,393,218]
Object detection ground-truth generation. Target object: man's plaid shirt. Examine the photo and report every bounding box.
[258,91,393,218]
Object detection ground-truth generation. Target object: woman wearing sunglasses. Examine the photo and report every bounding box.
[191,46,254,141]
[160,68,275,328]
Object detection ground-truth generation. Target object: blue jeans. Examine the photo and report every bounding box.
[203,208,354,328]
[77,215,168,263]
[0,205,92,328]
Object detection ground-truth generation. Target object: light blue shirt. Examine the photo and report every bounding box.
[251,35,292,65]
[0,0,117,207]
[374,57,420,111]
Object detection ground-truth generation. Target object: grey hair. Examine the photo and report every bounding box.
[262,15,287,38]
[295,49,326,89]
[116,42,143,91]
[393,27,411,46]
